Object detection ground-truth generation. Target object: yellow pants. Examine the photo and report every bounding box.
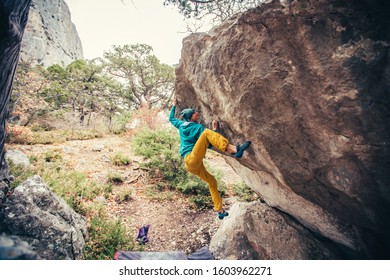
[184,129,229,211]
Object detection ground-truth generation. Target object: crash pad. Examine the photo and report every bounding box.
[114,246,214,260]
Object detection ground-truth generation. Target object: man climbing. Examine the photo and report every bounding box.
[169,98,251,219]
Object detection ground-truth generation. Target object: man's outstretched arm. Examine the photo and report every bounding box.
[169,98,182,129]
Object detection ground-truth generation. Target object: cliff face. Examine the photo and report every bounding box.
[175,0,390,259]
[19,0,83,66]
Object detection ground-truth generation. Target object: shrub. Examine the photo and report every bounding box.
[31,122,53,132]
[132,128,187,182]
[233,181,258,202]
[6,160,34,190]
[62,129,102,141]
[110,152,131,166]
[176,174,209,195]
[115,188,132,203]
[43,149,63,162]
[107,172,125,184]
[6,124,33,144]
[110,111,132,135]
[146,185,175,202]
[83,209,135,260]
[189,195,212,209]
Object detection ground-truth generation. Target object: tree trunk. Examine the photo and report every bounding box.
[0,0,32,180]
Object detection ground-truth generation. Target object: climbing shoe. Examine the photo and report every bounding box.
[218,211,229,220]
[233,141,252,158]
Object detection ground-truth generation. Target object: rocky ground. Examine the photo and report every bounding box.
[8,135,244,255]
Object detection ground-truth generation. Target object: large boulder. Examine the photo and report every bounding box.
[175,0,390,259]
[1,175,87,259]
[210,202,340,259]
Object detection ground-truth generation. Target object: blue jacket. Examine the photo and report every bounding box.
[169,105,205,157]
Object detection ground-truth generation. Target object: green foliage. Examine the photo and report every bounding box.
[176,175,208,195]
[176,166,226,196]
[132,128,186,181]
[5,125,33,144]
[43,149,63,162]
[26,129,102,145]
[30,123,53,132]
[109,111,132,134]
[6,160,34,190]
[233,181,258,202]
[42,165,112,214]
[10,52,173,133]
[6,126,102,145]
[189,195,212,209]
[110,152,131,166]
[107,172,125,184]
[29,154,38,163]
[164,0,265,22]
[104,44,175,109]
[46,64,68,80]
[43,60,125,128]
[9,62,50,126]
[115,188,133,203]
[83,209,135,260]
[146,186,175,202]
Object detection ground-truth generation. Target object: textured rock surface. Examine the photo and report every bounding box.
[0,234,41,260]
[175,0,390,259]
[1,175,87,259]
[210,202,339,259]
[5,149,30,168]
[20,0,83,66]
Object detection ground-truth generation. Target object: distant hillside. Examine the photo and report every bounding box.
[20,0,83,67]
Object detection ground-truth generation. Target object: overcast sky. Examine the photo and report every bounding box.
[65,0,204,66]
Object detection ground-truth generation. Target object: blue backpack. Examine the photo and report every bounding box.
[136,224,150,245]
